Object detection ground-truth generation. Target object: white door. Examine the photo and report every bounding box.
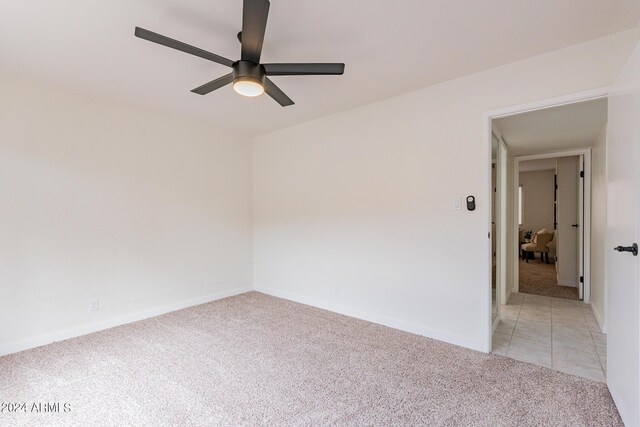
[607,41,640,426]
[557,156,580,289]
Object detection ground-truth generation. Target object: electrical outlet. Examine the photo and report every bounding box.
[89,298,99,312]
[335,287,341,296]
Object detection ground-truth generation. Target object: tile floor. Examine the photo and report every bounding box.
[492,292,607,382]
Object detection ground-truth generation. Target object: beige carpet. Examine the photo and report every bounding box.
[0,292,619,426]
[519,259,580,300]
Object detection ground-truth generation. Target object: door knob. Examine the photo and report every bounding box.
[614,243,638,256]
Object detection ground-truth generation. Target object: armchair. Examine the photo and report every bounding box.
[521,230,554,263]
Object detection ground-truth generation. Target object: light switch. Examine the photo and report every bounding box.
[452,197,461,211]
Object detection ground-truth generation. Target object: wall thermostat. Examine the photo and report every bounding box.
[466,196,476,211]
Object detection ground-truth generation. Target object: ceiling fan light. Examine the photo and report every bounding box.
[233,77,264,97]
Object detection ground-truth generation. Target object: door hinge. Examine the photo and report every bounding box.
[579,171,584,178]
[580,276,584,283]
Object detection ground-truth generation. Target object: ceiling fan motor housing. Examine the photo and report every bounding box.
[233,60,265,86]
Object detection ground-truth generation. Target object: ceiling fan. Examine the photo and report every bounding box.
[135,0,345,107]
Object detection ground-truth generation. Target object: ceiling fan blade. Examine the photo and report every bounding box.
[263,63,345,76]
[241,0,270,64]
[191,73,234,95]
[135,27,234,68]
[264,78,294,107]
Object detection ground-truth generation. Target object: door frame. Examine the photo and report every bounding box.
[491,132,508,335]
[513,149,592,302]
[483,87,608,351]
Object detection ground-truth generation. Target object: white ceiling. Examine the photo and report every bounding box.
[1,1,637,136]
[494,98,608,156]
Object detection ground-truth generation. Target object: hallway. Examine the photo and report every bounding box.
[492,293,606,382]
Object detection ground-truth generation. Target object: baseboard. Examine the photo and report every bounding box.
[0,286,252,357]
[590,302,607,333]
[558,279,578,288]
[608,385,632,427]
[254,286,486,353]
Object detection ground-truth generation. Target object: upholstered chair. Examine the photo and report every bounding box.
[521,230,554,263]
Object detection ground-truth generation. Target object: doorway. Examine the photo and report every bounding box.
[513,152,589,302]
[486,94,608,382]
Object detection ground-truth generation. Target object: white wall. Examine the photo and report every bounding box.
[253,30,638,351]
[0,73,253,354]
[591,126,607,329]
[519,169,555,233]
